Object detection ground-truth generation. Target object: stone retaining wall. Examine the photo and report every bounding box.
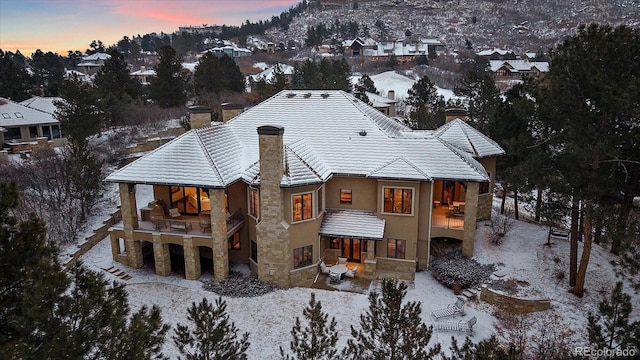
[480,286,551,313]
[65,208,122,270]
[375,258,416,280]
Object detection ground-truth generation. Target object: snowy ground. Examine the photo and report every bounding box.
[76,186,640,358]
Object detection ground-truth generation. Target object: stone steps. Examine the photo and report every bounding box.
[102,266,132,281]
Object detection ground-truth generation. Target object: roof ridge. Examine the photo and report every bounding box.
[285,140,323,181]
[397,157,432,180]
[456,121,480,156]
[193,128,225,185]
[437,138,488,180]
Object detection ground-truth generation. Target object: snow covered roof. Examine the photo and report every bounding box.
[434,119,505,158]
[130,68,156,76]
[249,64,294,82]
[319,209,386,240]
[365,91,395,108]
[107,90,491,188]
[477,48,514,56]
[490,60,549,73]
[82,52,111,61]
[19,96,63,114]
[0,97,59,127]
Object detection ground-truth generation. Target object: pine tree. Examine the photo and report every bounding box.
[343,279,441,360]
[149,45,187,107]
[442,335,521,360]
[0,182,169,359]
[280,293,339,360]
[0,49,33,101]
[587,282,640,351]
[94,49,141,126]
[453,55,500,135]
[173,297,250,360]
[406,75,445,129]
[354,74,377,104]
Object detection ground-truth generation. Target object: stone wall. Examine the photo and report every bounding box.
[480,286,551,314]
[375,257,416,280]
[65,208,122,270]
[477,194,492,221]
[289,264,318,287]
[463,182,479,257]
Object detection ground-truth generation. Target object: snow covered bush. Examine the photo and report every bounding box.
[430,249,494,290]
[487,208,515,245]
[202,270,279,297]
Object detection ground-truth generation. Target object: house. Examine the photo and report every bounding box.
[342,37,377,56]
[490,59,549,81]
[248,64,294,89]
[130,66,157,85]
[366,38,445,63]
[477,48,517,60]
[0,97,66,153]
[106,90,503,288]
[365,91,397,116]
[77,52,111,75]
[203,45,252,59]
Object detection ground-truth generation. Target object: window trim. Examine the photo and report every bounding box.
[291,191,314,223]
[250,240,257,263]
[381,186,415,216]
[340,188,352,205]
[293,245,313,269]
[387,238,406,259]
[248,187,260,221]
[317,185,325,215]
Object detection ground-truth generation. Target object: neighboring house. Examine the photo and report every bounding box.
[477,48,517,60]
[342,37,377,56]
[130,66,157,85]
[65,69,92,82]
[0,97,66,153]
[365,91,397,116]
[248,63,294,89]
[106,90,503,288]
[77,52,111,75]
[490,59,549,81]
[204,45,252,58]
[366,38,445,63]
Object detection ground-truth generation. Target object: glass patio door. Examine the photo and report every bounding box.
[342,238,361,262]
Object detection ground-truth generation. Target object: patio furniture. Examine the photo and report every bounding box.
[337,257,348,265]
[169,208,181,219]
[431,297,466,319]
[319,260,331,274]
[199,215,211,233]
[169,219,192,233]
[329,264,348,280]
[435,316,477,333]
[345,265,358,278]
[329,272,341,283]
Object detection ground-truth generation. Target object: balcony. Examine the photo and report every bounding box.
[431,204,464,239]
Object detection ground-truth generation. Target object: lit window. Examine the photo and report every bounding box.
[383,187,413,214]
[387,239,406,259]
[293,245,313,269]
[340,189,352,204]
[330,238,340,249]
[228,232,240,250]
[292,192,313,222]
[249,188,259,219]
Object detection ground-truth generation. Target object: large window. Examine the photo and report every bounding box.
[29,126,38,138]
[249,187,259,219]
[51,125,62,139]
[387,239,406,259]
[250,240,257,263]
[479,172,491,194]
[5,127,21,141]
[294,245,313,269]
[292,192,313,222]
[228,232,240,250]
[340,189,352,204]
[383,187,413,214]
[170,186,210,215]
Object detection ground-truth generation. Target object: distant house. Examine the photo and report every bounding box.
[65,69,91,82]
[105,90,503,287]
[490,59,549,81]
[343,37,377,56]
[130,66,156,85]
[248,64,294,90]
[365,91,397,116]
[477,48,517,60]
[0,97,66,154]
[203,45,251,59]
[366,38,445,63]
[77,52,111,75]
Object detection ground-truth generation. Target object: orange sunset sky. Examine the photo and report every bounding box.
[0,0,301,56]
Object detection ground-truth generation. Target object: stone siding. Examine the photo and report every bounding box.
[477,194,492,221]
[375,258,416,280]
[480,286,551,313]
[289,264,318,287]
[463,182,479,257]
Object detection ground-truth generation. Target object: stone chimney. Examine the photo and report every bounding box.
[445,108,468,123]
[188,105,212,129]
[387,90,395,100]
[221,103,244,122]
[255,125,291,287]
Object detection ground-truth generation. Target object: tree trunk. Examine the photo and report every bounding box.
[569,198,579,287]
[513,189,519,220]
[594,211,602,245]
[534,188,543,222]
[500,188,506,215]
[571,200,593,297]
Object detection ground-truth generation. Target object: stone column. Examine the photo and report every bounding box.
[110,232,121,260]
[153,233,170,276]
[209,189,229,281]
[255,125,291,288]
[119,183,142,268]
[463,182,479,258]
[184,236,201,280]
[367,240,376,260]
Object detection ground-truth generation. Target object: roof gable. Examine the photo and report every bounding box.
[434,119,505,158]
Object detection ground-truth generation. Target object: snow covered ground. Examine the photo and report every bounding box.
[76,185,640,358]
[352,70,464,102]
